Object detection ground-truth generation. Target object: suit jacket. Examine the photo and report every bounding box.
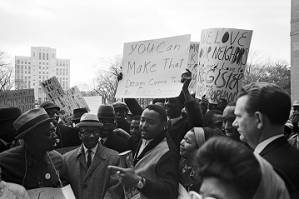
[133,132,179,199]
[260,136,299,198]
[63,143,123,199]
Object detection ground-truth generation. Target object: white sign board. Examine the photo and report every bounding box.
[27,185,76,199]
[196,28,253,103]
[0,89,35,112]
[116,35,191,98]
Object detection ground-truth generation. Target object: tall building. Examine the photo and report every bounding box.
[15,47,70,103]
[291,0,299,101]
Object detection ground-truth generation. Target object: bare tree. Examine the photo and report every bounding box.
[243,62,290,94]
[94,56,122,104]
[0,51,13,91]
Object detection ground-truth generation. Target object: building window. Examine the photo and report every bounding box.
[46,53,49,60]
[39,53,41,60]
[43,53,45,60]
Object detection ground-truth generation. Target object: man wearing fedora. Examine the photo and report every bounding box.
[72,107,88,126]
[41,101,82,149]
[0,108,64,189]
[63,113,123,199]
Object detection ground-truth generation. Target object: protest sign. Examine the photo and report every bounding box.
[66,86,90,112]
[187,42,200,94]
[0,89,34,112]
[27,185,76,199]
[196,28,253,104]
[40,77,65,100]
[116,34,191,98]
[119,151,141,199]
[41,77,89,117]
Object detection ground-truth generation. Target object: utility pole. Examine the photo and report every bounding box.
[291,0,299,101]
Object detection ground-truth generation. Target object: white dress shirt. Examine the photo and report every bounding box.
[82,143,98,163]
[254,134,284,154]
[137,139,153,157]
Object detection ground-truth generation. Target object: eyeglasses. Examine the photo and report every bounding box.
[79,128,100,136]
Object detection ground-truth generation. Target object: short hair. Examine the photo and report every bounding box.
[238,82,291,125]
[196,137,261,199]
[145,104,167,122]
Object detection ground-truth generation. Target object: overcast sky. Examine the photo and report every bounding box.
[0,0,290,89]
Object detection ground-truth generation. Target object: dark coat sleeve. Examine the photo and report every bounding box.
[184,99,204,128]
[139,150,179,199]
[124,98,143,116]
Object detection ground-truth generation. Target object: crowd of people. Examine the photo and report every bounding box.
[0,71,299,199]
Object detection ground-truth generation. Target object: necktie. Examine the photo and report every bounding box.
[86,149,92,168]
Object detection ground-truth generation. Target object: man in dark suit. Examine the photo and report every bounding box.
[63,113,123,199]
[233,82,299,198]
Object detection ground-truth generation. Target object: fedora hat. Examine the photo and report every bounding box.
[72,107,88,121]
[76,113,103,128]
[97,105,115,119]
[293,100,299,107]
[13,108,52,139]
[40,101,60,111]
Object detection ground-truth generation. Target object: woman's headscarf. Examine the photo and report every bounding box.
[192,127,205,148]
[253,154,290,199]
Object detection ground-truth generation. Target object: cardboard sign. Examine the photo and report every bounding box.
[40,77,65,100]
[41,77,89,116]
[27,185,76,199]
[0,89,34,112]
[187,42,200,94]
[116,35,191,98]
[66,87,90,112]
[196,28,253,103]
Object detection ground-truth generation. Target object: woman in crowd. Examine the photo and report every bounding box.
[194,137,290,199]
[179,127,219,191]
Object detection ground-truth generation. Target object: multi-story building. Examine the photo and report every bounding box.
[291,0,299,101]
[15,47,70,103]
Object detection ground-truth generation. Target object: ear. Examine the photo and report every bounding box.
[255,111,264,130]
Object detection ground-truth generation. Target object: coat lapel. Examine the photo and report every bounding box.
[83,144,106,182]
[133,131,166,165]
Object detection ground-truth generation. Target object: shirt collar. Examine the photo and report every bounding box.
[82,143,98,155]
[254,134,284,154]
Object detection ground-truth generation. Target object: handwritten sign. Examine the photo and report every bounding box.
[116,35,191,98]
[41,77,89,116]
[66,86,90,112]
[40,77,65,100]
[196,28,253,103]
[27,185,76,199]
[0,89,34,112]
[187,42,200,94]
